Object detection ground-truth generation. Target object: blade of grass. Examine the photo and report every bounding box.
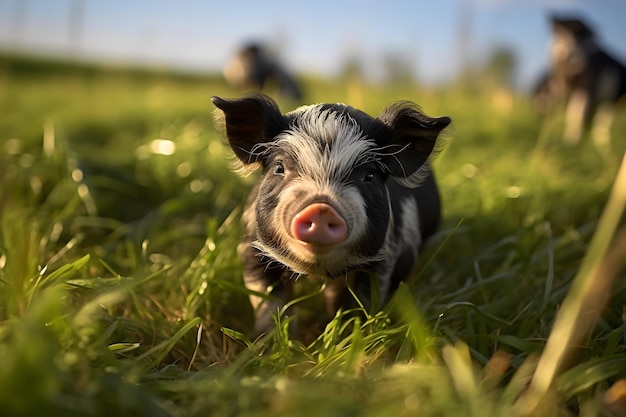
[519,152,626,413]
[541,221,555,311]
[557,354,626,398]
[138,317,202,369]
[406,218,464,287]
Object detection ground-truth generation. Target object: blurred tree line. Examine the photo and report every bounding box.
[338,45,517,92]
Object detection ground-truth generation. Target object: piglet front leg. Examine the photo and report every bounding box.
[240,244,295,335]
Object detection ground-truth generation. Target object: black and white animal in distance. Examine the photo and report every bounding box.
[533,15,626,146]
[223,43,303,101]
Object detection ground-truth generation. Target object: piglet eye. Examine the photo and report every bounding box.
[274,161,285,176]
[363,170,375,183]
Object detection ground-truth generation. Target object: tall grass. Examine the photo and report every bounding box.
[0,55,624,416]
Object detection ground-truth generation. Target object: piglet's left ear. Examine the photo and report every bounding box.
[212,93,287,165]
[376,102,450,187]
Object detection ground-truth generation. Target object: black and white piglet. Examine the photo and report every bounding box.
[212,93,450,333]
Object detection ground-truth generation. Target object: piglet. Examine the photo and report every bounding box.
[212,93,450,333]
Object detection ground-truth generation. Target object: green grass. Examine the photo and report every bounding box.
[0,54,625,416]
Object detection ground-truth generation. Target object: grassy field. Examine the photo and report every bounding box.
[0,54,625,416]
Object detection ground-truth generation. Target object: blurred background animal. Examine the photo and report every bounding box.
[533,15,626,146]
[223,42,303,101]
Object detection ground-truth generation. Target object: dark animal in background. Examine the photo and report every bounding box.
[212,93,450,334]
[223,43,303,101]
[533,15,626,146]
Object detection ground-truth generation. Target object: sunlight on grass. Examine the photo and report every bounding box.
[0,55,624,416]
[520,152,626,415]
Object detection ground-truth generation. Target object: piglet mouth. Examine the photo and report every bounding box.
[293,240,337,255]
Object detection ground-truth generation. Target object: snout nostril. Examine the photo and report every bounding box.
[291,202,348,245]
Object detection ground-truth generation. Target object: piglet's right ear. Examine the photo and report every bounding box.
[211,93,287,164]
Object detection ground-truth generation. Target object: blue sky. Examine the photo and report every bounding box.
[1,0,625,88]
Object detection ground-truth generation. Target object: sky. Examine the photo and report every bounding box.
[1,0,626,89]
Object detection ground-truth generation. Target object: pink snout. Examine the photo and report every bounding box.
[291,203,348,246]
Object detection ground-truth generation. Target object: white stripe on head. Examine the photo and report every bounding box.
[274,105,383,185]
